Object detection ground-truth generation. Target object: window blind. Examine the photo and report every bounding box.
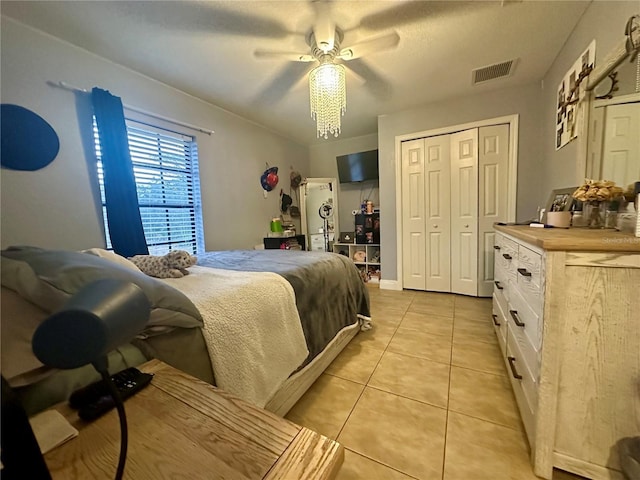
[94,119,204,255]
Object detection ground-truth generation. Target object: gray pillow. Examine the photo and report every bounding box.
[1,246,203,335]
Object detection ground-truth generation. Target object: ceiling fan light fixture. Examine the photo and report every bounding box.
[309,62,346,139]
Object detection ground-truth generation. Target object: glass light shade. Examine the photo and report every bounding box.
[309,63,346,139]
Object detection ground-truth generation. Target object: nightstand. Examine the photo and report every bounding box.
[44,360,344,479]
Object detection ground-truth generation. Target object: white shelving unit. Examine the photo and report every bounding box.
[332,243,381,283]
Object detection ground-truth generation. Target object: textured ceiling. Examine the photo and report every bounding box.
[2,1,591,145]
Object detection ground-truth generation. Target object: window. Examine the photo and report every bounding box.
[94,119,204,255]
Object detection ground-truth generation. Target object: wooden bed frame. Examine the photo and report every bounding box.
[265,321,361,416]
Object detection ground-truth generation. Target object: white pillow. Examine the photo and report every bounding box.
[81,248,141,272]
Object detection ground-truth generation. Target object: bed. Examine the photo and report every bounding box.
[1,246,370,417]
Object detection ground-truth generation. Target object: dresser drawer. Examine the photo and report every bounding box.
[506,329,538,447]
[496,236,518,275]
[516,245,542,312]
[507,281,543,353]
[492,295,508,356]
[505,297,540,380]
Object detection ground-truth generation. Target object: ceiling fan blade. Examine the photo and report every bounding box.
[254,62,312,106]
[344,59,392,100]
[337,32,400,61]
[254,50,316,62]
[117,2,292,39]
[358,1,487,31]
[311,0,336,52]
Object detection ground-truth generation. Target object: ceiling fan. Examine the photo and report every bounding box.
[254,1,399,78]
[254,1,400,138]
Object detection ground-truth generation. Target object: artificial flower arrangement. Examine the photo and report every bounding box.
[572,179,624,202]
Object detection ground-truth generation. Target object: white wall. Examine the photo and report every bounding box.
[309,133,378,234]
[378,82,544,282]
[540,1,638,191]
[0,17,310,252]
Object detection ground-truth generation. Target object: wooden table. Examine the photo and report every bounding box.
[44,360,344,479]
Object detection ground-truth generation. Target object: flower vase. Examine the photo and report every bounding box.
[584,201,607,228]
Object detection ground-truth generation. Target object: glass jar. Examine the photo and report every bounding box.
[584,201,607,228]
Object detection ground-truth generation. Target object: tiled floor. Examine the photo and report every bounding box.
[286,286,586,480]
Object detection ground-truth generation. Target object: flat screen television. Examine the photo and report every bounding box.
[336,150,379,183]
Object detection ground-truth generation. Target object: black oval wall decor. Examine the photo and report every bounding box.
[1,104,60,171]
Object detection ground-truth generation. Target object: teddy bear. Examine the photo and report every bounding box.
[129,250,197,279]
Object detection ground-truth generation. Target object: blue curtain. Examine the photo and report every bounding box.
[91,88,148,257]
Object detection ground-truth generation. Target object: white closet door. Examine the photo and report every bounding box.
[424,135,451,292]
[601,102,640,187]
[401,139,426,290]
[478,124,509,297]
[450,128,478,296]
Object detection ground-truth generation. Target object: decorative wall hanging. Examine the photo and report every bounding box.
[1,104,60,171]
[555,40,595,150]
[260,165,279,193]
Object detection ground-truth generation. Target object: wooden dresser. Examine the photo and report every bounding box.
[492,225,640,480]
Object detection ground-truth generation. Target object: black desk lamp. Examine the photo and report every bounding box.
[2,279,151,480]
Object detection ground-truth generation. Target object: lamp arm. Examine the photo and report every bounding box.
[95,362,128,480]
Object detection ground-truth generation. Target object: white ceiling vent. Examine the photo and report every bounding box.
[472,59,517,85]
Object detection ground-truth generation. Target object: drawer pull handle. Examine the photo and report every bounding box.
[509,310,525,327]
[493,245,501,250]
[508,356,523,380]
[492,314,501,326]
[517,268,532,277]
[494,280,503,290]
[502,253,512,260]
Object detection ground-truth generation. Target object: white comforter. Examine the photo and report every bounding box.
[161,265,308,407]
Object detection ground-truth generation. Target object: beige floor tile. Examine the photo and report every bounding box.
[452,335,506,376]
[453,316,497,344]
[369,351,450,408]
[370,287,415,308]
[388,328,452,365]
[412,291,456,307]
[407,300,455,318]
[325,341,385,384]
[336,449,415,480]
[338,387,447,480]
[448,366,522,430]
[401,311,454,339]
[454,302,493,322]
[351,321,397,350]
[454,295,492,309]
[285,374,364,440]
[370,307,405,328]
[370,298,411,315]
[443,411,538,480]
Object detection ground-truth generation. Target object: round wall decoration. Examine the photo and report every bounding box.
[1,104,60,171]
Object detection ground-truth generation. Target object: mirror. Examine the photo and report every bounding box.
[586,17,640,188]
[299,178,339,251]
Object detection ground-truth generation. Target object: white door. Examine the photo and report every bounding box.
[401,139,426,290]
[424,135,451,292]
[601,102,640,187]
[478,124,509,297]
[450,129,478,296]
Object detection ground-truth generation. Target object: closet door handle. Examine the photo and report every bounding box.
[508,356,523,379]
[493,245,501,250]
[492,314,500,326]
[502,253,512,260]
[517,268,532,277]
[509,310,525,327]
[494,280,503,290]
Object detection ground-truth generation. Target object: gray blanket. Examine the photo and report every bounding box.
[197,250,370,368]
